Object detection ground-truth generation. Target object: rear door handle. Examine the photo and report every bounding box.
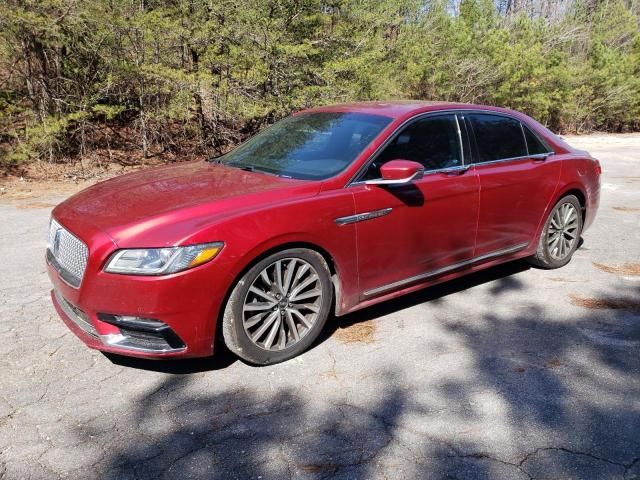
[531,153,551,163]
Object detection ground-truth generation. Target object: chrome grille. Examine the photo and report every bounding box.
[47,219,89,288]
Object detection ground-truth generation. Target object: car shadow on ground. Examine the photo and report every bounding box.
[105,259,532,374]
[323,259,531,339]
[88,280,640,479]
[103,346,238,373]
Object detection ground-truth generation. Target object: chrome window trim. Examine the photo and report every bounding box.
[349,164,470,187]
[521,122,554,156]
[454,113,465,166]
[363,242,528,297]
[346,108,557,187]
[520,121,530,156]
[469,154,539,167]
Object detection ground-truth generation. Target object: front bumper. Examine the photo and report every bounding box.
[47,252,228,359]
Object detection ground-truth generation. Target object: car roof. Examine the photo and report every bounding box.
[297,100,573,155]
[298,101,520,120]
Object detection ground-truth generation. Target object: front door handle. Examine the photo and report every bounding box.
[444,165,471,176]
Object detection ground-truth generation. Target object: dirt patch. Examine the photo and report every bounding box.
[0,155,185,205]
[544,357,563,369]
[612,206,640,212]
[16,201,57,210]
[299,464,339,474]
[569,293,640,312]
[333,320,376,344]
[592,262,640,276]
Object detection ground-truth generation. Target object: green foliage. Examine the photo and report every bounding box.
[1,0,639,164]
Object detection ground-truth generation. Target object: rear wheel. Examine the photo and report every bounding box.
[528,194,583,269]
[222,248,333,365]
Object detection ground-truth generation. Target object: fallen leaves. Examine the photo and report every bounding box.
[612,206,640,212]
[592,262,640,276]
[333,321,376,344]
[569,293,640,312]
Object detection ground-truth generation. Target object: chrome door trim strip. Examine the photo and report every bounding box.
[335,207,393,226]
[363,242,529,297]
[350,164,471,186]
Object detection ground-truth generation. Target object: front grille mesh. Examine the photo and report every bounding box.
[48,219,89,287]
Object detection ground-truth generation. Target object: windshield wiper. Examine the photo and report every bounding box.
[227,163,281,177]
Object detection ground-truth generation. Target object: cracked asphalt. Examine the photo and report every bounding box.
[1,134,639,480]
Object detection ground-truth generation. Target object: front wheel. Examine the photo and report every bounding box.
[528,194,583,269]
[221,248,333,365]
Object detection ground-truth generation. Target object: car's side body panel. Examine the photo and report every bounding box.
[350,168,480,299]
[471,157,563,258]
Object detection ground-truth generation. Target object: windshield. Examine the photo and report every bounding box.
[217,112,392,180]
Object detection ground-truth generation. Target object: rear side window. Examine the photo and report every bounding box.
[469,114,527,162]
[523,124,552,155]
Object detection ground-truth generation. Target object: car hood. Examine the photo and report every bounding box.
[55,160,320,246]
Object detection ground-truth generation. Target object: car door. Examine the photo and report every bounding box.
[466,112,561,258]
[346,113,480,299]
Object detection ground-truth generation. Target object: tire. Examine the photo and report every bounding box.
[528,194,583,269]
[222,248,333,365]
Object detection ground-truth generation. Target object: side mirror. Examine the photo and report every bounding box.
[365,159,424,186]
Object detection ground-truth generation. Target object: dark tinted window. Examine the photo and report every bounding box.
[365,115,461,179]
[523,124,552,155]
[469,114,527,162]
[219,112,391,180]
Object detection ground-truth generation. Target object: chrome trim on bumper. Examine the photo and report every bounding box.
[100,333,186,354]
[363,242,529,297]
[53,289,98,338]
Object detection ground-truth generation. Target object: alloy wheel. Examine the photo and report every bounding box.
[242,258,323,351]
[547,202,579,260]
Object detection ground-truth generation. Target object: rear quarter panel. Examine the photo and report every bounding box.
[554,153,601,232]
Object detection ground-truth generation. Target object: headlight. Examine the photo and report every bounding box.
[105,242,223,275]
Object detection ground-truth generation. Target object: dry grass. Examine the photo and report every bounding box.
[0,178,91,202]
[333,320,376,344]
[612,206,640,212]
[592,262,640,276]
[569,293,640,312]
[0,154,187,205]
[549,277,583,283]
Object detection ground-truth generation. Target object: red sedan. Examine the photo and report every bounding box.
[47,102,601,365]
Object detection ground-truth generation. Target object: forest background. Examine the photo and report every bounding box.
[1,0,639,170]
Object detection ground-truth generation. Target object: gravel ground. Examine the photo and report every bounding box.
[1,134,639,480]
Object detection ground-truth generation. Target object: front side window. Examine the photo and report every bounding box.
[364,114,462,179]
[469,113,528,163]
[218,112,391,180]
